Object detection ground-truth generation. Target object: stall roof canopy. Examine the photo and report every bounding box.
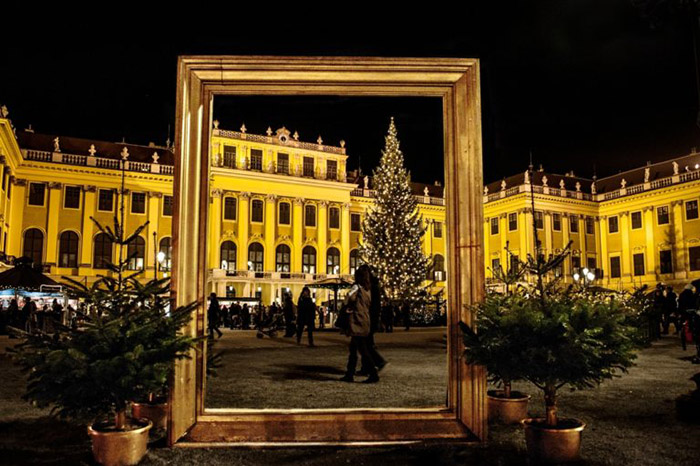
[0,258,59,291]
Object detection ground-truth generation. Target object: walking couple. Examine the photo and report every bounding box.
[339,264,388,384]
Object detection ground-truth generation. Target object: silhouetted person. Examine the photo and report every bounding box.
[340,267,378,383]
[663,286,677,335]
[296,287,315,346]
[679,284,695,351]
[208,293,223,338]
[358,265,387,375]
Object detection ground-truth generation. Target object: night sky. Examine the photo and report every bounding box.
[1,1,697,184]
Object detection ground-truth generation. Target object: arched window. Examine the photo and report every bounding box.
[93,233,113,269]
[275,244,291,272]
[350,249,360,276]
[302,246,316,274]
[327,247,340,274]
[434,254,445,281]
[23,228,43,265]
[159,237,172,271]
[248,242,264,272]
[127,236,145,271]
[220,241,237,270]
[58,231,79,268]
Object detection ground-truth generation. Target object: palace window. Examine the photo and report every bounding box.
[633,253,645,276]
[610,256,621,278]
[587,256,596,270]
[351,213,361,231]
[302,246,316,274]
[689,246,700,271]
[329,207,340,229]
[327,160,337,180]
[98,189,114,212]
[586,217,595,235]
[631,211,642,229]
[64,186,81,209]
[276,244,291,272]
[508,213,517,231]
[223,145,236,168]
[131,192,146,214]
[58,231,79,268]
[509,254,519,272]
[570,215,579,233]
[490,217,499,235]
[572,256,581,271]
[23,228,43,265]
[278,202,291,225]
[248,243,264,272]
[163,195,173,217]
[608,216,619,234]
[220,241,236,270]
[305,205,316,227]
[224,197,237,221]
[534,211,544,229]
[552,213,561,231]
[433,254,445,282]
[93,233,113,269]
[659,250,673,274]
[686,200,699,220]
[491,258,501,275]
[657,206,669,225]
[28,183,46,206]
[1,166,6,191]
[350,249,360,275]
[327,247,341,274]
[127,236,145,270]
[159,237,172,271]
[434,221,443,238]
[251,199,264,222]
[303,156,314,177]
[277,153,289,175]
[250,149,263,171]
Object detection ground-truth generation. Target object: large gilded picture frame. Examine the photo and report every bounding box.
[169,56,486,445]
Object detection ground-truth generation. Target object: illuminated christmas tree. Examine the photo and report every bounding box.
[360,118,430,312]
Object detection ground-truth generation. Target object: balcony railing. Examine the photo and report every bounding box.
[216,129,347,155]
[23,149,172,176]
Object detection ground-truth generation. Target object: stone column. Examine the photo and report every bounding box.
[643,207,656,279]
[318,201,328,274]
[79,186,96,275]
[598,216,608,284]
[147,192,161,278]
[209,189,223,270]
[341,203,351,274]
[544,212,553,258]
[672,200,687,279]
[423,219,433,256]
[45,182,62,267]
[620,211,631,281]
[483,218,491,277]
[292,198,304,272]
[579,216,587,269]
[562,213,571,277]
[237,192,250,272]
[7,178,26,257]
[517,210,528,266]
[264,194,277,272]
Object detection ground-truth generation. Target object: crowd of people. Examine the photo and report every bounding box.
[0,297,79,335]
[651,282,700,363]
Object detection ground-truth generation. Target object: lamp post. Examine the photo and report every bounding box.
[573,267,596,288]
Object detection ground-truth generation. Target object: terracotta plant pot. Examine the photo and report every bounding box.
[487,389,530,424]
[132,401,168,430]
[521,417,586,464]
[88,418,153,466]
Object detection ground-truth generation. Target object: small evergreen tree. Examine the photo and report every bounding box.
[11,213,198,431]
[360,118,430,313]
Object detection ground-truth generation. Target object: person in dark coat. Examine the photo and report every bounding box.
[358,265,387,375]
[7,299,19,330]
[662,286,677,335]
[651,285,665,339]
[296,287,316,346]
[340,267,378,383]
[208,292,223,338]
[678,284,695,351]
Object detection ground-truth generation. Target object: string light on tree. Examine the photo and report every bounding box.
[360,118,430,314]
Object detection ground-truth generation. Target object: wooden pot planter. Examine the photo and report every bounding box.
[88,418,152,466]
[521,417,586,464]
[487,389,530,424]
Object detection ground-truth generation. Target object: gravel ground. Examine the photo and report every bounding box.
[0,333,699,465]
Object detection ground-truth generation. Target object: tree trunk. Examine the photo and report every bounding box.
[544,384,558,427]
[503,381,512,398]
[114,409,127,431]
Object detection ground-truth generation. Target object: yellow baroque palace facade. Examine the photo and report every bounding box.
[1,110,699,303]
[0,115,447,305]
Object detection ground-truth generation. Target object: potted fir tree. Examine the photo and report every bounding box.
[461,256,532,424]
[11,215,198,466]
